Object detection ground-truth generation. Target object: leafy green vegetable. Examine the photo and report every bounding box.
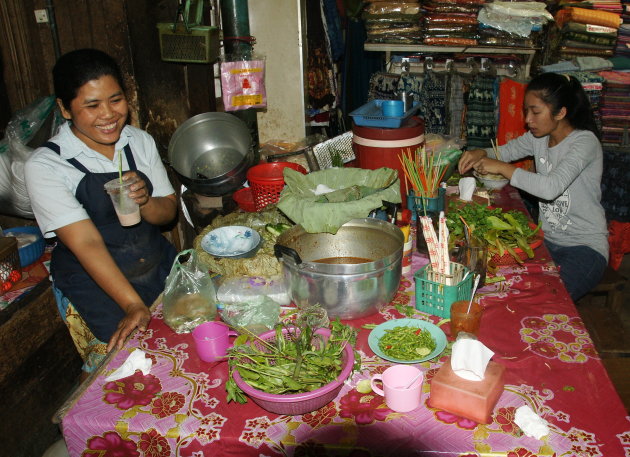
[226,312,359,403]
[446,202,541,263]
[378,325,436,360]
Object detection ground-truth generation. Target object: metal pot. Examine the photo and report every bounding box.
[168,112,254,196]
[274,218,404,320]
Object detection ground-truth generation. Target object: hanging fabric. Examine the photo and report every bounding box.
[418,66,448,134]
[497,77,533,171]
[368,72,401,100]
[446,70,470,141]
[465,74,498,149]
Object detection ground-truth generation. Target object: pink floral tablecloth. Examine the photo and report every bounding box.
[60,187,630,457]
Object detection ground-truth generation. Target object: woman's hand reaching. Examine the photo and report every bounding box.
[458,149,487,174]
[107,302,151,352]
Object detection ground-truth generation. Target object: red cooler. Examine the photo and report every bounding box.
[352,117,425,208]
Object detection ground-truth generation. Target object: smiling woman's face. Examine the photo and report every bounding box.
[58,74,128,156]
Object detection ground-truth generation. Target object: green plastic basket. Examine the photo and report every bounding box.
[414,262,473,318]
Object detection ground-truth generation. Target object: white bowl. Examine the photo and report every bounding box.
[473,171,509,190]
[201,226,261,258]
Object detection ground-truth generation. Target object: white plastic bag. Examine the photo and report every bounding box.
[2,96,61,217]
[162,249,218,333]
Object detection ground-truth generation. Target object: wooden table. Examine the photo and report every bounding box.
[55,186,630,457]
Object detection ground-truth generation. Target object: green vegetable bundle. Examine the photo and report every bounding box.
[226,316,359,404]
[446,202,541,264]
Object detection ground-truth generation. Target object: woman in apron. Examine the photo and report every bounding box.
[24,48,178,372]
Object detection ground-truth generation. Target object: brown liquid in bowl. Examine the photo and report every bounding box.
[313,256,372,264]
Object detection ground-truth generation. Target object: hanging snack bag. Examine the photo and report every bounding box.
[220,55,267,111]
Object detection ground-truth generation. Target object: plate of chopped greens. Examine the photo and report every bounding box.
[368,318,447,364]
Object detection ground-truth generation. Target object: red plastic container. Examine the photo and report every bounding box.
[352,116,425,209]
[232,187,257,212]
[247,162,307,211]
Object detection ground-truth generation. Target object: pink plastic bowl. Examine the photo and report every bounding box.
[232,327,355,415]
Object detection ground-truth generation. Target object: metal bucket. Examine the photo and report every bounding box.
[274,218,404,320]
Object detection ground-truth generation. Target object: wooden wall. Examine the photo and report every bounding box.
[0,0,216,156]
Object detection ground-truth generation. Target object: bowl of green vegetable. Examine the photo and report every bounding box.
[229,325,355,415]
[368,318,447,364]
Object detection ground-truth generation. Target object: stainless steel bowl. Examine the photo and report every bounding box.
[274,218,404,320]
[168,112,254,195]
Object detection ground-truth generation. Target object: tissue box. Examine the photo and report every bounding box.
[428,357,505,424]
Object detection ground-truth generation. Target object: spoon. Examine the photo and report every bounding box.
[466,274,481,314]
[403,371,424,390]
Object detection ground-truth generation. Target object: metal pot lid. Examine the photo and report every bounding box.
[168,112,253,180]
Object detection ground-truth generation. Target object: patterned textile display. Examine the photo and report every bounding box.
[563,70,605,132]
[363,1,423,43]
[418,70,448,134]
[58,188,630,457]
[601,146,630,221]
[465,74,498,148]
[597,70,630,146]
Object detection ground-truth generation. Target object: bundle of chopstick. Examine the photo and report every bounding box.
[399,146,449,199]
[419,210,460,285]
[490,138,502,162]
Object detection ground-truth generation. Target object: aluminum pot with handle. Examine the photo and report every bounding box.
[274,218,404,320]
[167,112,254,196]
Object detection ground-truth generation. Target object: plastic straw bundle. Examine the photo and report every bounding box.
[399,146,449,199]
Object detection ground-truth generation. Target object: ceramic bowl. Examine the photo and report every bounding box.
[473,171,509,190]
[201,226,261,258]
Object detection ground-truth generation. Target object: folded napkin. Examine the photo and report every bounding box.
[105,349,152,381]
[514,405,550,439]
[451,336,494,381]
[458,177,476,201]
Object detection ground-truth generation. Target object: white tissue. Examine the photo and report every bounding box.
[312,184,335,195]
[514,405,550,439]
[458,177,476,201]
[105,349,152,381]
[451,338,494,381]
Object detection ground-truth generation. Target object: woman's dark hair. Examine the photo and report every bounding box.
[526,72,600,138]
[53,48,125,110]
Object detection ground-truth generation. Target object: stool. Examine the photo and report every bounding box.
[586,265,627,315]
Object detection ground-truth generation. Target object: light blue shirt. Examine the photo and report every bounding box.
[24,123,175,238]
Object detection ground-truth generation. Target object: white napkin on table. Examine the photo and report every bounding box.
[458,177,476,201]
[105,349,152,381]
[514,405,550,439]
[451,337,494,381]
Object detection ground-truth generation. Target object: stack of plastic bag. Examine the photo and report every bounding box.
[363,1,423,44]
[477,1,552,48]
[423,0,485,46]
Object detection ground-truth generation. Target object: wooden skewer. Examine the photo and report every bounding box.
[491,138,502,162]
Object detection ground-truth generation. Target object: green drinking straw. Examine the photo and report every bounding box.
[118,150,123,183]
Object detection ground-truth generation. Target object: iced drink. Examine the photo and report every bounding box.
[104,177,141,226]
[450,300,483,338]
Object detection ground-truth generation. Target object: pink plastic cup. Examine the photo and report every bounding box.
[370,365,424,412]
[192,321,237,362]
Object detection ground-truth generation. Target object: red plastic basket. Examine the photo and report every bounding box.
[232,187,257,212]
[232,327,354,415]
[489,223,544,266]
[247,162,307,211]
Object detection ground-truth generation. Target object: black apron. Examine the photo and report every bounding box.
[45,141,177,342]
